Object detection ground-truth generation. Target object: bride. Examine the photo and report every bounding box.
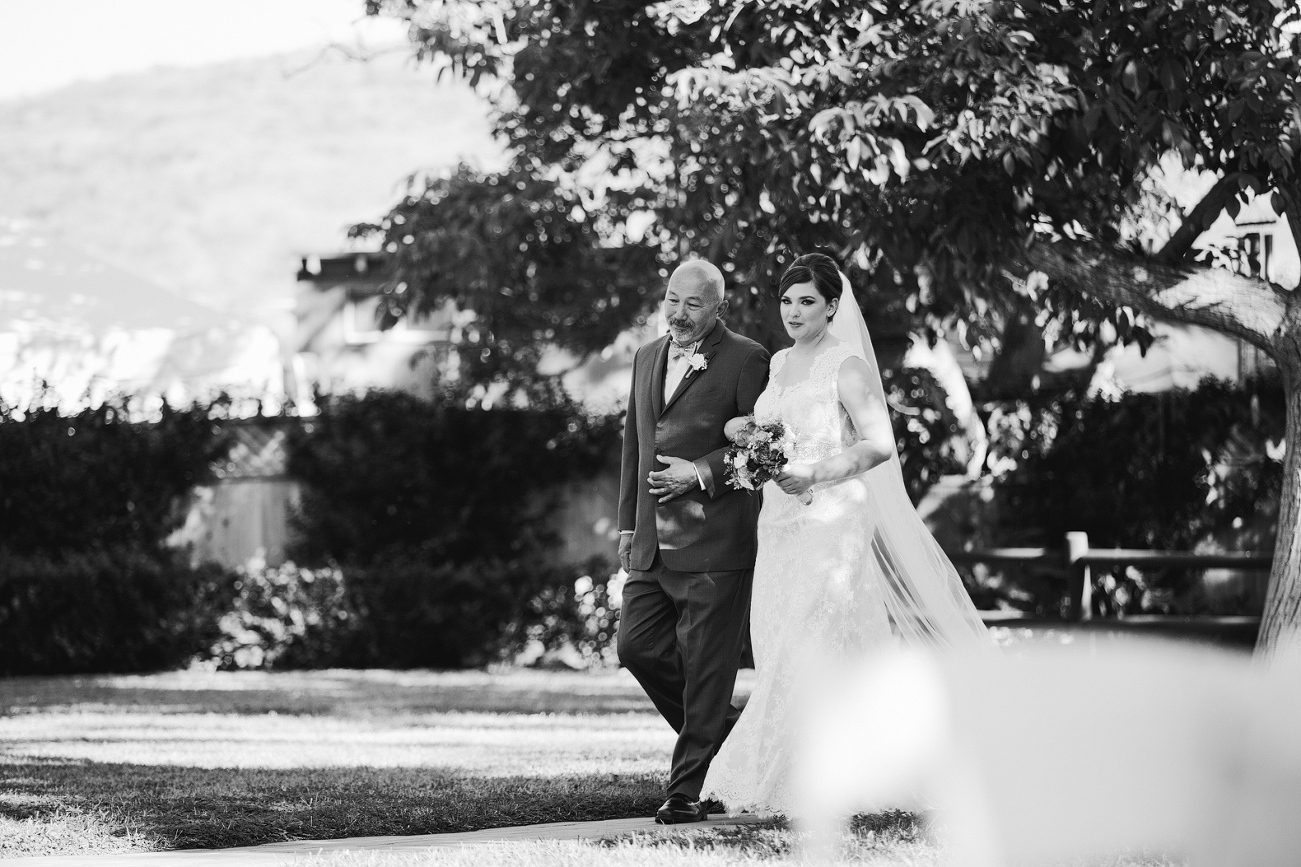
[703,253,991,814]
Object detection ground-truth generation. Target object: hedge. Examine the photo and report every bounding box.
[281,390,621,668]
[0,399,230,555]
[0,546,233,675]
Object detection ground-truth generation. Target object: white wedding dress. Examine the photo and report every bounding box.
[702,280,990,815]
[703,342,896,813]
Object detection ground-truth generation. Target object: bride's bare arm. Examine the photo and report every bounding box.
[777,357,893,495]
[774,358,891,495]
[824,357,894,478]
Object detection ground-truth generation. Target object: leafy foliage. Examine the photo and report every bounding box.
[362,0,1301,384]
[287,390,618,566]
[989,376,1284,615]
[0,547,234,675]
[0,398,231,555]
[204,560,361,671]
[993,377,1284,551]
[350,166,660,398]
[886,366,966,503]
[285,390,620,667]
[344,554,597,668]
[507,559,623,667]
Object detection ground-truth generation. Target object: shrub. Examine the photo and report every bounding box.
[506,557,623,667]
[287,391,617,568]
[991,376,1283,550]
[0,398,231,555]
[200,555,618,672]
[884,366,967,503]
[341,551,575,668]
[0,547,234,675]
[281,391,620,668]
[986,375,1284,616]
[203,559,361,670]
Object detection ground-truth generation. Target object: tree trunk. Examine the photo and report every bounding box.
[1257,330,1301,659]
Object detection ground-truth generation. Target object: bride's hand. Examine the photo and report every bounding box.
[775,463,818,497]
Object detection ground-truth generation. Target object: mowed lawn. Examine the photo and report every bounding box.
[0,634,1190,865]
[0,668,708,857]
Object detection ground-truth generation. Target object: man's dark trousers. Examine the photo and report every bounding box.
[618,553,752,798]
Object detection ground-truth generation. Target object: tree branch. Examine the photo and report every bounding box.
[1154,171,1242,266]
[1022,241,1287,352]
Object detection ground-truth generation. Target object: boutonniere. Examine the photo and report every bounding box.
[686,352,708,372]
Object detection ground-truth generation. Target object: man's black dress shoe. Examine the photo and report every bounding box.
[655,793,708,824]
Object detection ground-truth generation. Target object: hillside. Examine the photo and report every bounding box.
[0,50,498,323]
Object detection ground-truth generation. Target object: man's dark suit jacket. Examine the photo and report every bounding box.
[619,320,770,573]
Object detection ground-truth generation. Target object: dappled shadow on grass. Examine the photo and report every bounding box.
[0,760,664,855]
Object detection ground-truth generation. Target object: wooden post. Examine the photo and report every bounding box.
[1066,531,1092,622]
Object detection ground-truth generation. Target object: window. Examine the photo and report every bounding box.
[1235,230,1274,281]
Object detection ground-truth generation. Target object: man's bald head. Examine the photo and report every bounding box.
[668,259,726,305]
[663,259,728,346]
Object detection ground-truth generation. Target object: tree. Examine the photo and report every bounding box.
[364,0,1301,656]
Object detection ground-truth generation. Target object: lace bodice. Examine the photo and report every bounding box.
[753,343,860,464]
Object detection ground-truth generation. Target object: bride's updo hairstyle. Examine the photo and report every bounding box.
[779,253,843,307]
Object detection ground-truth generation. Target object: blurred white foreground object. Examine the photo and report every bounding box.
[793,642,1301,866]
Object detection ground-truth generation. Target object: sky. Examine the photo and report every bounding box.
[0,0,409,101]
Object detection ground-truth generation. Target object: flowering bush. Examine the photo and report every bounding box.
[203,558,359,670]
[506,557,624,667]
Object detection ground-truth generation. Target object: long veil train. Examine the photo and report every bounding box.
[828,272,991,651]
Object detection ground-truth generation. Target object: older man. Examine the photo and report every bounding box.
[616,259,770,823]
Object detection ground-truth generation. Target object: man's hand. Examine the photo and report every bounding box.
[618,533,632,573]
[648,454,699,503]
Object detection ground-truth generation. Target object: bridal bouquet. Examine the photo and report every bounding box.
[724,418,810,503]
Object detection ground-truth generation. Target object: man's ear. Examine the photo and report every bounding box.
[716,299,730,318]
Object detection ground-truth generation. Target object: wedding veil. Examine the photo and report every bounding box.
[828,272,992,651]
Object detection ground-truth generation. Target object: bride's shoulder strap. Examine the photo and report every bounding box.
[770,348,789,375]
[812,342,857,382]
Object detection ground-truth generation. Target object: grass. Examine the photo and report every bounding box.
[291,816,1177,867]
[317,817,945,867]
[0,668,675,857]
[0,665,1185,865]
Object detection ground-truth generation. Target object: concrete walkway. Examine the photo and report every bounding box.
[1,815,768,866]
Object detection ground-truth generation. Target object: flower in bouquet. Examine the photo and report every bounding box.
[724,418,794,492]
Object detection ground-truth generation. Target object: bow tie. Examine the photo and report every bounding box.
[668,342,695,363]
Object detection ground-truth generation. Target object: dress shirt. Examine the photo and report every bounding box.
[664,339,701,405]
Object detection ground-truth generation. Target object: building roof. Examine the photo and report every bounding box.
[296,252,392,287]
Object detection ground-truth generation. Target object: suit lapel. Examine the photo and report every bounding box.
[662,320,724,415]
[650,336,670,417]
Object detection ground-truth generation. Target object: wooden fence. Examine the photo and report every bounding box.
[948,531,1270,638]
